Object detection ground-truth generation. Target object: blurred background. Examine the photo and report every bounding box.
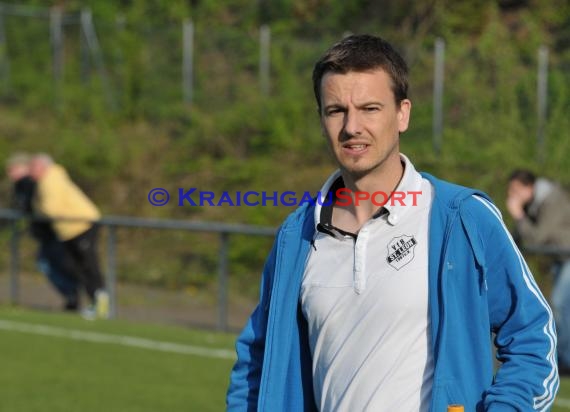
[0,0,568,410]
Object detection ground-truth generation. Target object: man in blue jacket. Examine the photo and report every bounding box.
[227,34,558,411]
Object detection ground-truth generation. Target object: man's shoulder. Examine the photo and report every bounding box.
[549,182,570,202]
[279,202,315,234]
[420,172,492,208]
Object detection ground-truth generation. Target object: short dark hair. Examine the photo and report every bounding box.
[312,34,409,112]
[508,169,536,186]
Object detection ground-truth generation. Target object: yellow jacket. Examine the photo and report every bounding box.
[34,164,101,241]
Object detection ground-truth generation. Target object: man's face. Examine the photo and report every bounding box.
[6,164,28,182]
[319,69,411,180]
[508,180,534,205]
[29,159,46,181]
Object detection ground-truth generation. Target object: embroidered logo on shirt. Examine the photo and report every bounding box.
[387,235,417,270]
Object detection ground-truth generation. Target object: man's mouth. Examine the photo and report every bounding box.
[342,143,369,152]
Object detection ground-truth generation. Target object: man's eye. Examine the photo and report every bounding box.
[364,106,380,112]
[326,108,343,116]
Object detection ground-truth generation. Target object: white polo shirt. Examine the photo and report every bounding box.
[300,154,434,412]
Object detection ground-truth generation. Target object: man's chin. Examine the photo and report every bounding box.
[339,165,374,181]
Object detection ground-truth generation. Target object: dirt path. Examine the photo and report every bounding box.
[0,271,256,332]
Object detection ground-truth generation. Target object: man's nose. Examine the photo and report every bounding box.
[343,109,363,137]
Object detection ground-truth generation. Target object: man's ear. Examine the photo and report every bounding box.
[397,99,412,133]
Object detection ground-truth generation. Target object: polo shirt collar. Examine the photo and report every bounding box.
[383,154,423,225]
[314,153,423,231]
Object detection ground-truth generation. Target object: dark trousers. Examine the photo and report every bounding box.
[63,225,104,303]
[37,237,79,303]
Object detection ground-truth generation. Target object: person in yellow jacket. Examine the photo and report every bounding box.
[29,153,109,319]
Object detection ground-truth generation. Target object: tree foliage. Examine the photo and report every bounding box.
[0,0,568,292]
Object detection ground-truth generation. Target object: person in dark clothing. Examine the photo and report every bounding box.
[6,153,80,310]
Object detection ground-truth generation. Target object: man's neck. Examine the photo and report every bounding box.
[332,156,404,233]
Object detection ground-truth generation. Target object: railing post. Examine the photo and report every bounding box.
[80,8,117,111]
[106,225,117,318]
[9,219,21,305]
[259,24,271,96]
[218,232,230,331]
[182,19,194,104]
[49,6,64,108]
[433,37,445,156]
[536,45,548,164]
[0,4,10,90]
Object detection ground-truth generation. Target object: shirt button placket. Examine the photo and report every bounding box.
[353,227,369,294]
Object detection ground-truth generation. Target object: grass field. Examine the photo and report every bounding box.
[0,306,236,412]
[1,306,570,411]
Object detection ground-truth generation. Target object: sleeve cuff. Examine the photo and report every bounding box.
[487,402,518,412]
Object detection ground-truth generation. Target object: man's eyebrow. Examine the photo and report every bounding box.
[358,101,385,107]
[323,103,346,110]
[323,100,387,110]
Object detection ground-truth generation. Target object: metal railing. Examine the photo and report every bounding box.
[523,245,570,259]
[3,207,569,331]
[0,208,276,331]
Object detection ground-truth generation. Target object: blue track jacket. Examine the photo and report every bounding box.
[227,174,559,411]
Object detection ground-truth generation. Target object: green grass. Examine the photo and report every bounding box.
[556,379,570,412]
[0,307,236,412]
[1,306,570,411]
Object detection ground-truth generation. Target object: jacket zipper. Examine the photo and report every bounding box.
[429,208,459,411]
